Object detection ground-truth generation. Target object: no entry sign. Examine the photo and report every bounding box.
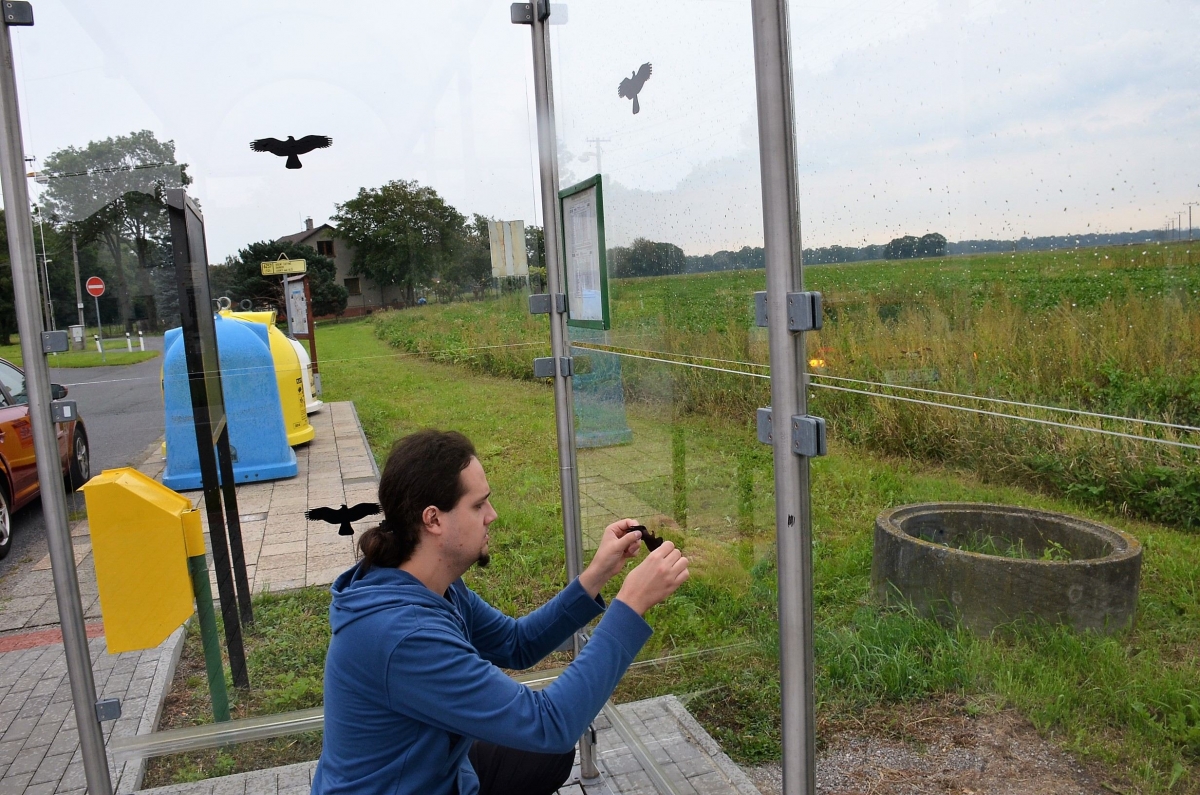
[85,276,105,297]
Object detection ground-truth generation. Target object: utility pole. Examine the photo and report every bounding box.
[1185,202,1199,241]
[0,5,114,794]
[72,234,84,328]
[579,137,610,176]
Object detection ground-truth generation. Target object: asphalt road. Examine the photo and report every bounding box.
[0,335,166,587]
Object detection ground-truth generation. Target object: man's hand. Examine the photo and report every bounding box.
[578,519,643,598]
[614,541,689,616]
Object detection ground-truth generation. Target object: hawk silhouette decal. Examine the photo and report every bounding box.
[250,135,333,169]
[618,63,653,114]
[305,502,381,536]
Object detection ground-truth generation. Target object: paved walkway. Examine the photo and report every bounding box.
[0,402,759,795]
[135,697,760,795]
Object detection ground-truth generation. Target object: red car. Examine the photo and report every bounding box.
[0,357,89,559]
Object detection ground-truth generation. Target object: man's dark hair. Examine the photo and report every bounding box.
[359,429,477,570]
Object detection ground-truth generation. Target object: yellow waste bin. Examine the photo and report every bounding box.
[220,309,315,446]
[80,468,205,653]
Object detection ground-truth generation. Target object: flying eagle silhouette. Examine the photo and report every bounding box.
[250,135,332,169]
[305,502,381,536]
[617,63,653,114]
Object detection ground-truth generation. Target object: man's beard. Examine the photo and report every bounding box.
[475,552,491,569]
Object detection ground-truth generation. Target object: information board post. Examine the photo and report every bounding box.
[261,256,320,394]
[170,189,252,689]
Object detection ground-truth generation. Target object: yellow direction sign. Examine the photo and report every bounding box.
[261,255,307,276]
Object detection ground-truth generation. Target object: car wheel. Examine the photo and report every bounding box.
[0,487,11,561]
[68,427,90,487]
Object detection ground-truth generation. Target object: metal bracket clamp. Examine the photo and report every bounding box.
[533,356,573,378]
[509,0,549,23]
[51,400,78,424]
[754,290,823,331]
[2,2,33,26]
[528,293,567,315]
[791,415,827,457]
[95,698,121,722]
[756,408,827,457]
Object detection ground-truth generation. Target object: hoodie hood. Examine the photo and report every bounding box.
[329,564,453,634]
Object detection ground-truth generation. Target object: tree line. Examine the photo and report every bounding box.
[1,131,549,337]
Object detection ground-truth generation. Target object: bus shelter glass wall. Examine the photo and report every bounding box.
[550,0,777,726]
[786,0,1198,530]
[8,1,570,784]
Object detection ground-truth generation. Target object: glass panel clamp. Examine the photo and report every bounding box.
[528,293,567,315]
[754,290,823,331]
[756,408,827,457]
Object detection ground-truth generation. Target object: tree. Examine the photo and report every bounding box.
[884,235,920,260]
[210,240,348,318]
[917,233,947,258]
[609,237,686,278]
[332,180,463,306]
[439,214,493,297]
[38,130,189,332]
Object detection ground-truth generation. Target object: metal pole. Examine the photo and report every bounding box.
[36,208,53,329]
[72,234,85,328]
[94,294,106,362]
[749,1,816,794]
[188,553,231,722]
[0,18,114,795]
[527,7,599,782]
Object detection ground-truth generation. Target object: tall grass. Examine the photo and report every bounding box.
[371,244,1200,528]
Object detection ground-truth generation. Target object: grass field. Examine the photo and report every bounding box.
[373,242,1200,531]
[0,343,158,368]
[146,320,1199,793]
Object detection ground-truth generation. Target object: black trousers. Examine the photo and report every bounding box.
[468,740,575,795]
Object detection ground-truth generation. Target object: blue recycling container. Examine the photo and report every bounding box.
[162,314,298,490]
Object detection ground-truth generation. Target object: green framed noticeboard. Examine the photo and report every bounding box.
[559,174,610,330]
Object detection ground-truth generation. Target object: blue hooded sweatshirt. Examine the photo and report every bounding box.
[311,564,653,795]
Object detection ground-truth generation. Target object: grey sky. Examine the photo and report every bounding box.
[7,0,1198,260]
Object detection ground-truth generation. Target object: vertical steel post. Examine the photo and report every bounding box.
[526,6,599,781]
[0,17,115,795]
[749,1,816,794]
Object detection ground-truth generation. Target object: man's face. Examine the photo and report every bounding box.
[441,457,497,569]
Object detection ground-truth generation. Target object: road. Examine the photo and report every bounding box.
[0,335,166,588]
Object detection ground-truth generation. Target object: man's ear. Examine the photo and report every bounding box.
[421,505,443,536]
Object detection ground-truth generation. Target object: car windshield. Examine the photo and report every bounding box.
[0,362,27,405]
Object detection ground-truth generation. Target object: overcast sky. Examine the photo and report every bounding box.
[5,0,1198,259]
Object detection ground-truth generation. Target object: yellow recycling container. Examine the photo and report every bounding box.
[220,309,315,446]
[80,468,206,653]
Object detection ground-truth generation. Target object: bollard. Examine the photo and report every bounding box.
[94,334,101,353]
[125,332,132,352]
[138,331,145,352]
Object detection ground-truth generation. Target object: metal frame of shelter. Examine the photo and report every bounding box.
[516,1,821,793]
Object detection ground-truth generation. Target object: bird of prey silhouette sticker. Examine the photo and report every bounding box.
[306,502,381,536]
[618,63,653,114]
[250,135,332,169]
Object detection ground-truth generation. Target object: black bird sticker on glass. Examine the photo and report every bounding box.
[618,63,653,115]
[250,135,333,169]
[306,503,381,536]
[629,525,665,552]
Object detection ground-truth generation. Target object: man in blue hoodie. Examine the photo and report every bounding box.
[313,429,690,795]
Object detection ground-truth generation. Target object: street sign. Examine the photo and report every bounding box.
[260,256,307,276]
[85,276,105,297]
